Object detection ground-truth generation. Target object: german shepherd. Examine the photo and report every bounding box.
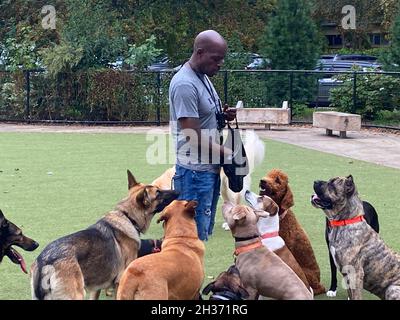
[30,170,179,300]
[0,209,39,273]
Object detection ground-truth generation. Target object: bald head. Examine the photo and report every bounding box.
[189,30,227,76]
[194,30,227,52]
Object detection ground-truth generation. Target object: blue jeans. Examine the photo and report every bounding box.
[172,165,221,241]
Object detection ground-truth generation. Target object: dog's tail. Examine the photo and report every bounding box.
[30,257,54,300]
[243,130,265,174]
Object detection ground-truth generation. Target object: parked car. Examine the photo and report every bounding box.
[245,54,270,70]
[147,56,175,72]
[311,57,382,106]
[333,54,378,62]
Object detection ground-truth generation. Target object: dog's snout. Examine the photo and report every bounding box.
[31,241,39,251]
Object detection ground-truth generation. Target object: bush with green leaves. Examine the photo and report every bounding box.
[330,72,400,120]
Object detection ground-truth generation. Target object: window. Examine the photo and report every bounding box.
[326,35,343,46]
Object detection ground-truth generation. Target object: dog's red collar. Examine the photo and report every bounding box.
[234,240,263,256]
[260,231,279,239]
[329,215,364,227]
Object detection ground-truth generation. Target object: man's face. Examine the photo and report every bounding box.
[199,44,227,77]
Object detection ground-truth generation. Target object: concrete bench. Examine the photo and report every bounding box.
[236,101,291,129]
[313,111,361,138]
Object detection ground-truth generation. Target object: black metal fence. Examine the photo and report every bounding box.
[0,69,399,127]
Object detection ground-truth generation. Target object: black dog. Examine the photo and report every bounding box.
[138,238,162,257]
[324,201,379,297]
[0,209,39,273]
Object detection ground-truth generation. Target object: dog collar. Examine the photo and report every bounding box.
[121,210,143,233]
[261,231,279,239]
[234,240,263,256]
[279,208,288,220]
[234,234,259,242]
[329,215,364,227]
[210,290,243,300]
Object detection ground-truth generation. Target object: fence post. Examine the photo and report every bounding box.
[156,72,161,126]
[223,70,228,105]
[289,71,294,119]
[25,70,31,123]
[352,71,357,114]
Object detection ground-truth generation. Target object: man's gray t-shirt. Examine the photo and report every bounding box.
[169,64,222,173]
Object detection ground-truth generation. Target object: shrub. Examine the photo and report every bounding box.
[330,72,400,120]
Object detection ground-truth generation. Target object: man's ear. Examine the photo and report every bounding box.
[127,170,139,189]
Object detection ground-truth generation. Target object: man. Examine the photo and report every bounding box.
[169,30,236,241]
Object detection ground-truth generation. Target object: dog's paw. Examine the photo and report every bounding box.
[326,290,337,297]
[221,222,230,231]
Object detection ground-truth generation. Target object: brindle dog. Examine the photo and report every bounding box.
[311,175,400,300]
[202,265,249,300]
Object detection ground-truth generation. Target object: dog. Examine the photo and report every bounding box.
[152,130,265,230]
[0,209,39,273]
[311,175,400,300]
[117,200,205,300]
[202,265,249,300]
[244,190,311,292]
[102,238,163,298]
[259,168,326,295]
[222,201,313,300]
[30,170,179,300]
[322,200,379,297]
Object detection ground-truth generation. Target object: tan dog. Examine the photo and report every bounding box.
[222,202,313,300]
[244,191,311,292]
[117,200,205,300]
[31,170,179,300]
[259,169,325,295]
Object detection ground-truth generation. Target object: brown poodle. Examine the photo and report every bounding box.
[259,169,326,295]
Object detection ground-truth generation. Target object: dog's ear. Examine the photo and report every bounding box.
[345,175,355,196]
[136,188,151,208]
[238,285,250,299]
[280,185,294,211]
[157,209,170,224]
[0,209,4,220]
[254,210,270,218]
[262,196,279,215]
[185,200,198,210]
[127,170,139,189]
[201,281,215,295]
[232,208,248,221]
[222,201,234,217]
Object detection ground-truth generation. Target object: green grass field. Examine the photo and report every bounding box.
[0,132,399,300]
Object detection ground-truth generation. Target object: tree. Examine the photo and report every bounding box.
[313,0,399,50]
[385,7,400,70]
[259,0,322,106]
